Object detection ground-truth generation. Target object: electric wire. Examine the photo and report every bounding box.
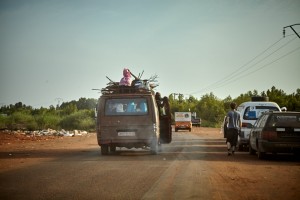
[211,36,297,89]
[207,45,300,91]
[189,34,299,96]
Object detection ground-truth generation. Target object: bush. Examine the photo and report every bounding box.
[6,111,37,131]
[60,110,95,131]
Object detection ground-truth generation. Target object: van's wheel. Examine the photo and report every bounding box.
[101,145,109,155]
[150,138,159,155]
[158,142,162,152]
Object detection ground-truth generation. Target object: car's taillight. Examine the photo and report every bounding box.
[261,130,277,140]
[242,122,251,128]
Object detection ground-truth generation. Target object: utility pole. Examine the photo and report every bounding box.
[172,93,179,100]
[55,98,63,108]
[283,24,300,39]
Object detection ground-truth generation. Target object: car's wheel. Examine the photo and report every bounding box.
[238,144,244,151]
[110,145,116,152]
[249,144,256,155]
[257,150,265,159]
[257,144,265,159]
[256,141,267,159]
[101,145,109,155]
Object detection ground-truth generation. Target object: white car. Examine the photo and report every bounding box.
[236,97,282,150]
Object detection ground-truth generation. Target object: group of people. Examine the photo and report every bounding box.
[225,102,241,156]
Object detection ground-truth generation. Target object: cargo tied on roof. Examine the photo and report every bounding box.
[101,68,159,95]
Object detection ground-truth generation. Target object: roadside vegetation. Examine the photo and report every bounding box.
[1,86,299,131]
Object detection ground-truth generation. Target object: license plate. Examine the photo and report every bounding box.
[118,132,135,136]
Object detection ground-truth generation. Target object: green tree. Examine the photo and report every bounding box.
[266,86,287,108]
[197,93,226,127]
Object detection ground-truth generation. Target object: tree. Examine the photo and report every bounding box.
[266,86,287,108]
[197,93,226,127]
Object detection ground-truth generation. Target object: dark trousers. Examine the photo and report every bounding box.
[226,128,238,146]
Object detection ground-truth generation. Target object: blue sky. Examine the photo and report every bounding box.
[0,0,299,108]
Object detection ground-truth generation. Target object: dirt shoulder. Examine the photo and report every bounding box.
[1,128,300,200]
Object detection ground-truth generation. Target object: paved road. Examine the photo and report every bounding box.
[1,130,299,200]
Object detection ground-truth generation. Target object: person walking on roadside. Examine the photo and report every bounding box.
[225,102,241,156]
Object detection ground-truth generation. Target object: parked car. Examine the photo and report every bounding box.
[236,97,282,150]
[191,115,201,127]
[249,111,300,159]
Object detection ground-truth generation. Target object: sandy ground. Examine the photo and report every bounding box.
[1,128,300,200]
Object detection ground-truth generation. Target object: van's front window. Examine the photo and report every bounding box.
[243,106,279,120]
[105,98,148,116]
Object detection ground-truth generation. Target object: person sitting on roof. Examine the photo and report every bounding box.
[119,68,132,86]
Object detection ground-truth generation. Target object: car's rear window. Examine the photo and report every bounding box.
[105,98,148,116]
[243,106,279,120]
[267,113,300,127]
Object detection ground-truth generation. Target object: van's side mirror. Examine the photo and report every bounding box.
[281,107,287,112]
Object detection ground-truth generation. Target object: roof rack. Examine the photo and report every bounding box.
[101,85,153,95]
[101,70,159,95]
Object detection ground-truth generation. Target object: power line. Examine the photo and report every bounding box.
[216,37,297,86]
[189,35,299,96]
[208,46,300,91]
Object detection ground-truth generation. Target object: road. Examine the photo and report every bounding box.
[0,128,300,200]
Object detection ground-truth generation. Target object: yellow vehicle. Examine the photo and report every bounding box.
[174,112,192,132]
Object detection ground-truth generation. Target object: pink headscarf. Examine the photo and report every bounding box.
[119,68,132,86]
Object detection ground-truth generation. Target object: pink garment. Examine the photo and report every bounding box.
[119,68,132,86]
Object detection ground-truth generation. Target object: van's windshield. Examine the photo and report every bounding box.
[243,106,280,120]
[105,98,148,116]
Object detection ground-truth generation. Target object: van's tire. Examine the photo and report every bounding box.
[150,138,159,155]
[101,145,109,155]
[251,96,269,102]
[158,142,162,152]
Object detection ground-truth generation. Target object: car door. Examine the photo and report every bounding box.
[252,114,269,150]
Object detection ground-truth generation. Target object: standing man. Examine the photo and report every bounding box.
[225,102,241,156]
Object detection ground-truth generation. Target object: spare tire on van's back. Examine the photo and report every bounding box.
[251,96,269,102]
